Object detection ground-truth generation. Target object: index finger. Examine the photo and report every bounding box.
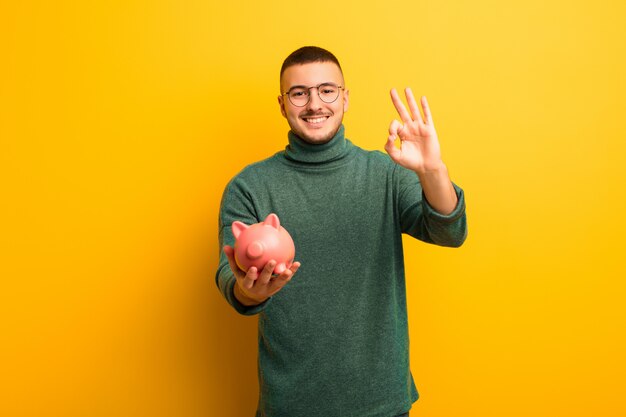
[390,88,412,124]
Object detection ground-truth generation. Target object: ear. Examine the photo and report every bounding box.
[278,95,287,118]
[343,88,349,113]
[231,221,249,239]
[263,213,280,229]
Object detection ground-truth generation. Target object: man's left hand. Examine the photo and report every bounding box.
[385,88,444,174]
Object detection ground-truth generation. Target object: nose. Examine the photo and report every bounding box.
[306,87,323,110]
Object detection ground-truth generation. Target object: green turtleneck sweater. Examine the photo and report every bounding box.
[216,125,467,417]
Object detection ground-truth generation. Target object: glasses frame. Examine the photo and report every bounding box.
[282,83,345,107]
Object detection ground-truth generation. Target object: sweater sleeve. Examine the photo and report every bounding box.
[216,176,272,315]
[394,164,468,247]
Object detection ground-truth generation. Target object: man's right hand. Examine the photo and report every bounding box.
[223,245,301,306]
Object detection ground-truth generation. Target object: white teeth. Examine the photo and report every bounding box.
[304,117,328,124]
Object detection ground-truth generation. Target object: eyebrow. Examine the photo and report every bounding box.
[286,82,339,91]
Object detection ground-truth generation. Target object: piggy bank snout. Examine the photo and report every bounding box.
[246,240,265,259]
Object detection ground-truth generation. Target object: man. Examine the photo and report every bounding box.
[216,46,467,417]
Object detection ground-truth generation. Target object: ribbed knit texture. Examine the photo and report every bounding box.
[216,125,467,417]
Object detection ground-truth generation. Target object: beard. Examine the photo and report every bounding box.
[289,111,343,145]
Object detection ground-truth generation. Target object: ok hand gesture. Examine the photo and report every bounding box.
[385,88,444,174]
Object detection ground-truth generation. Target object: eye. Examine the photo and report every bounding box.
[290,89,307,97]
[319,85,337,94]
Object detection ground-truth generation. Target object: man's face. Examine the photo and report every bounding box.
[278,62,349,144]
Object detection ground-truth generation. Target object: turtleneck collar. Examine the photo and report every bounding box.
[284,125,350,164]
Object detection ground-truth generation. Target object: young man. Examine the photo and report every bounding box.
[216,46,467,417]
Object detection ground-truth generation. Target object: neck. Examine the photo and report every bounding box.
[284,124,349,164]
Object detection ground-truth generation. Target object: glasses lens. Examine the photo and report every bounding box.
[288,88,309,106]
[318,84,339,103]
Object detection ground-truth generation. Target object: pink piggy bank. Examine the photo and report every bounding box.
[232,213,296,274]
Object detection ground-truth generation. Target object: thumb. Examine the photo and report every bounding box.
[386,119,403,162]
[223,245,244,277]
[388,119,402,137]
[385,135,402,162]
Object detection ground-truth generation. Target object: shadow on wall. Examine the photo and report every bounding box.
[198,240,259,416]
[207,281,259,415]
[148,227,260,416]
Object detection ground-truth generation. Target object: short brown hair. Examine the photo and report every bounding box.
[280,46,343,79]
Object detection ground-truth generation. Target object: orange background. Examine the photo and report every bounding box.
[1,1,625,416]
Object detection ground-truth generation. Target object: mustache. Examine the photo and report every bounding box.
[299,111,333,118]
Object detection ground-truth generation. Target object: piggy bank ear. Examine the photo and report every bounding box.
[263,213,280,230]
[232,221,249,239]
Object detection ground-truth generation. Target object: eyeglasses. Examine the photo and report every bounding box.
[282,83,344,107]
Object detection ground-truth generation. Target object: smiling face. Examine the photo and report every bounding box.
[278,62,349,144]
